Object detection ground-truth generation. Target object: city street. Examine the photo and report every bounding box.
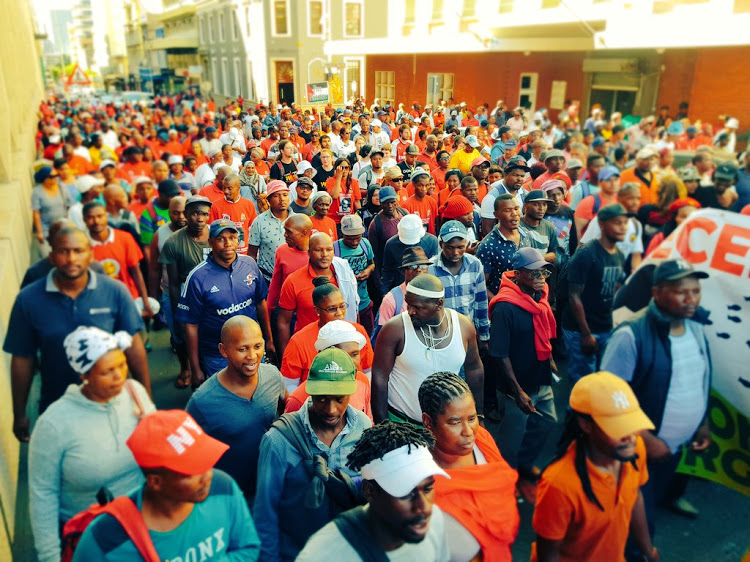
[11,329,750,561]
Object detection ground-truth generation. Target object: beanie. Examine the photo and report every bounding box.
[442,194,474,219]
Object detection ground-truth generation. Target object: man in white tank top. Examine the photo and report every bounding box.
[371,274,484,424]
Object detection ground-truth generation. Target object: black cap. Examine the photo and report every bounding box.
[505,156,530,173]
[158,179,182,197]
[653,259,709,285]
[597,203,630,222]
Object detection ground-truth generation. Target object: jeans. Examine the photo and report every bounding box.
[200,353,228,378]
[562,329,611,382]
[510,385,558,469]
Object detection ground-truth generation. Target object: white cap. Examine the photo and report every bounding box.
[398,214,426,245]
[133,175,153,186]
[168,155,184,165]
[314,320,366,352]
[371,119,383,128]
[99,159,117,169]
[636,147,657,160]
[75,175,106,193]
[168,129,178,136]
[296,160,317,178]
[360,445,449,497]
[49,134,61,144]
[727,117,740,129]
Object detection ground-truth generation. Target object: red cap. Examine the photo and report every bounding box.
[471,156,489,168]
[442,194,474,219]
[126,410,229,475]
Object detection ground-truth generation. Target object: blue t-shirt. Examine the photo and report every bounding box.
[3,270,144,410]
[334,239,374,310]
[176,254,268,359]
[72,470,260,561]
[186,365,285,497]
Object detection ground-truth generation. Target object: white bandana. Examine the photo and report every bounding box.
[406,285,445,299]
[64,326,133,375]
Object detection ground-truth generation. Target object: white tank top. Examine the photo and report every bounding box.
[389,309,467,421]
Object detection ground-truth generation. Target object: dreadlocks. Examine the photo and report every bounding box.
[347,422,434,472]
[418,372,472,421]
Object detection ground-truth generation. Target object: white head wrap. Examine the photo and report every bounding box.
[64,326,133,375]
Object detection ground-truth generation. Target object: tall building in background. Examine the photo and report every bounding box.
[50,10,73,56]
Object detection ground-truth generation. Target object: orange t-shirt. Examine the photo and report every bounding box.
[620,167,659,206]
[164,141,185,157]
[117,161,152,183]
[91,229,144,299]
[284,371,372,421]
[254,160,271,179]
[68,155,94,176]
[420,152,439,172]
[403,195,438,234]
[278,264,339,332]
[396,188,410,206]
[198,182,226,203]
[260,138,276,157]
[280,320,374,382]
[324,177,361,224]
[432,168,447,191]
[309,215,338,240]
[209,197,258,253]
[531,437,648,562]
[573,193,618,222]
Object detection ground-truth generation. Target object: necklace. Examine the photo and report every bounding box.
[419,310,450,361]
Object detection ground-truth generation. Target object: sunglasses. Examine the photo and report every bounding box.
[405,264,429,271]
[319,303,349,313]
[521,268,552,279]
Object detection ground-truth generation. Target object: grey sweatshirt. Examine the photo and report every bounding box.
[29,381,155,562]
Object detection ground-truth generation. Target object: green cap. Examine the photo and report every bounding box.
[305,348,357,396]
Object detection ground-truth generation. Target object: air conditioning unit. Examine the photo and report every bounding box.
[582,58,640,74]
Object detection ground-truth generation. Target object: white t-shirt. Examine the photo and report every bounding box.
[297,505,449,562]
[580,216,643,259]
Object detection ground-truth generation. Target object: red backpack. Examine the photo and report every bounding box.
[61,495,160,562]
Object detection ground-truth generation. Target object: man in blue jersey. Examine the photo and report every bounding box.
[73,410,260,560]
[177,219,273,387]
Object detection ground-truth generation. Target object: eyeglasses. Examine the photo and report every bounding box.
[319,302,349,313]
[405,264,429,271]
[339,166,350,170]
[521,268,552,279]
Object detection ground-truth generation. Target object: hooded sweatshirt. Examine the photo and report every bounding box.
[29,381,155,562]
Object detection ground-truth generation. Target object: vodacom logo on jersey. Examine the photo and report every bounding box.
[216,299,253,315]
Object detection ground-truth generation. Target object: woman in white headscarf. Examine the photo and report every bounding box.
[28,326,155,562]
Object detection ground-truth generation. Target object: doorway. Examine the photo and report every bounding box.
[274,60,295,104]
[589,89,637,117]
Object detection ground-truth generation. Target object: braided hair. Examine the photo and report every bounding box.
[311,276,341,306]
[418,372,472,421]
[347,422,435,472]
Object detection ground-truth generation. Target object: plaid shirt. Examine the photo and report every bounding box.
[429,253,490,341]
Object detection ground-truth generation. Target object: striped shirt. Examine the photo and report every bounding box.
[429,253,490,341]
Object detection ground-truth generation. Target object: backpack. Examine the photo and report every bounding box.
[61,491,159,562]
[370,208,408,242]
[333,238,368,258]
[370,287,404,345]
[333,506,390,562]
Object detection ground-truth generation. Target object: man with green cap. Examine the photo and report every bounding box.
[254,348,371,561]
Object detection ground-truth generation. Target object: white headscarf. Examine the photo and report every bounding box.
[64,326,133,375]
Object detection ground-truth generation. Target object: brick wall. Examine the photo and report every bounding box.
[366,51,586,121]
[656,49,697,117]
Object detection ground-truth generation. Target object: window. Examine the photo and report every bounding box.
[247,61,256,101]
[518,73,538,112]
[461,0,476,17]
[232,11,239,40]
[426,73,454,106]
[405,0,416,24]
[432,0,444,20]
[222,57,229,95]
[211,57,219,92]
[219,13,225,41]
[272,0,290,36]
[344,1,362,37]
[499,0,514,14]
[308,0,323,36]
[344,58,363,103]
[199,18,205,43]
[374,71,395,105]
[234,58,242,96]
[208,15,214,43]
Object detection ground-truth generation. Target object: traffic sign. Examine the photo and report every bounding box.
[66,64,91,86]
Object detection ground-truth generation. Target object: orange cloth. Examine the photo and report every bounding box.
[573,192,618,222]
[280,320,374,382]
[620,167,659,206]
[278,265,339,332]
[403,195,438,235]
[531,437,648,562]
[285,371,373,421]
[67,155,94,176]
[91,229,144,299]
[209,197,258,254]
[309,215,338,240]
[434,426,519,562]
[198,182,227,203]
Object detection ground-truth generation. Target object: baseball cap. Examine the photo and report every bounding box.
[569,372,655,441]
[168,155,184,165]
[566,158,583,170]
[133,175,153,186]
[653,259,709,285]
[405,144,420,155]
[592,137,607,148]
[371,119,383,127]
[636,147,657,160]
[384,167,404,181]
[75,175,105,193]
[465,135,480,148]
[503,138,518,149]
[379,186,398,202]
[544,149,565,161]
[399,246,432,268]
[678,167,701,182]
[597,165,621,182]
[360,440,449,497]
[505,156,530,173]
[512,247,549,270]
[296,177,316,190]
[100,159,117,170]
[126,410,229,475]
[410,169,431,183]
[471,156,490,168]
[314,320,366,352]
[439,220,468,242]
[306,348,357,396]
[205,126,217,133]
[714,163,738,182]
[158,179,183,197]
[398,214,426,245]
[341,214,366,235]
[185,194,212,208]
[597,203,629,222]
[524,189,553,203]
[266,179,290,196]
[209,218,239,238]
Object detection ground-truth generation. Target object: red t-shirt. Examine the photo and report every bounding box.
[209,197,258,253]
[267,244,309,309]
[309,215,338,240]
[403,195,438,234]
[324,177,361,224]
[278,265,339,332]
[117,161,152,183]
[198,182,226,203]
[91,228,143,299]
